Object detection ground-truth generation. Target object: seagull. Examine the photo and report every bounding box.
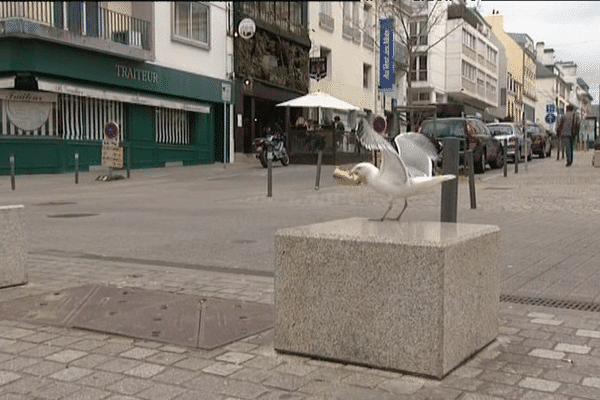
[348,118,456,221]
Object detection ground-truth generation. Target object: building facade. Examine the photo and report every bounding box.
[486,13,524,124]
[444,4,499,119]
[0,1,234,175]
[535,42,569,133]
[232,1,310,155]
[308,0,376,128]
[508,33,537,123]
[390,1,500,126]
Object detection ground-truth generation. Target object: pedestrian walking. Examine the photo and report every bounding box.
[334,115,345,149]
[557,104,580,166]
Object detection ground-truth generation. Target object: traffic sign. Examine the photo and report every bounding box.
[545,113,556,124]
[546,104,555,114]
[372,115,387,134]
[104,121,120,144]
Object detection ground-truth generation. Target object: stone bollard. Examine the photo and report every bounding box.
[0,205,28,288]
[275,218,500,379]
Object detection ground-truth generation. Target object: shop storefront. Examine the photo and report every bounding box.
[0,38,232,175]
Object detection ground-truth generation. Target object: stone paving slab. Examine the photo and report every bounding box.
[0,254,595,399]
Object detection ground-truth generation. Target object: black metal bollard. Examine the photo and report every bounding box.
[441,137,459,223]
[503,140,508,178]
[9,153,15,191]
[315,150,322,190]
[267,150,273,198]
[126,146,131,179]
[466,149,476,209]
[74,153,79,184]
[515,147,519,174]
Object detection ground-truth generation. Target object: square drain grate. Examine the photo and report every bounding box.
[0,285,273,349]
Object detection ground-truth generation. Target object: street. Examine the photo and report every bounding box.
[1,150,600,302]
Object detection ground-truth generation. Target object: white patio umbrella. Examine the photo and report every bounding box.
[276,91,360,110]
[277,91,359,129]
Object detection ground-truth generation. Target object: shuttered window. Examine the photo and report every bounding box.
[155,107,191,145]
[58,94,125,141]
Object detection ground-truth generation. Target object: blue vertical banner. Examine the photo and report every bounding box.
[379,18,395,92]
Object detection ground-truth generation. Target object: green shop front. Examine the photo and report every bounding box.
[0,39,232,175]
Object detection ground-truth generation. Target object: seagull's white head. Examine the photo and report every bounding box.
[350,162,378,185]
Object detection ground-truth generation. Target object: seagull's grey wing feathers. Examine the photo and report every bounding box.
[394,132,438,178]
[356,119,408,185]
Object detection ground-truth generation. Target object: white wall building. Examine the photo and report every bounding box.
[153,2,233,82]
[400,0,499,123]
[534,42,569,133]
[308,1,378,127]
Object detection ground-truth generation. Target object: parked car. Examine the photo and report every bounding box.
[525,122,552,158]
[419,117,504,174]
[487,122,532,162]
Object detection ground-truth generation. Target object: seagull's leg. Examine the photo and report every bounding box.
[393,199,408,221]
[380,199,394,221]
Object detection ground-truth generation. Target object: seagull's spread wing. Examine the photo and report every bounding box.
[356,119,408,185]
[394,132,439,178]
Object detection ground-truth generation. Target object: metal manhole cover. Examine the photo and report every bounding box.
[0,285,273,350]
[47,213,99,218]
[34,201,78,206]
[0,284,98,325]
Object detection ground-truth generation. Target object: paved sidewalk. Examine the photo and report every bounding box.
[0,151,600,399]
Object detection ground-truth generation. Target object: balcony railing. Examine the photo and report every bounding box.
[240,3,307,39]
[0,2,151,51]
[363,32,374,50]
[318,12,334,32]
[352,26,361,44]
[342,20,353,39]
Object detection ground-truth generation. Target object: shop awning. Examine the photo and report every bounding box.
[37,79,211,114]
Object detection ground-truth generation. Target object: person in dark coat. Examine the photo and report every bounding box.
[557,104,580,167]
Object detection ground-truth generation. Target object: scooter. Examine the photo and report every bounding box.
[252,130,290,168]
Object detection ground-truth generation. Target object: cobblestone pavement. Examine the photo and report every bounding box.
[0,151,599,399]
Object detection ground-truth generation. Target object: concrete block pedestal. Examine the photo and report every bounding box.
[275,217,500,379]
[0,205,27,288]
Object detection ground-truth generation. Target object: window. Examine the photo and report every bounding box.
[488,76,497,95]
[419,92,430,102]
[409,19,427,46]
[320,1,331,16]
[342,2,352,38]
[363,63,371,89]
[462,29,475,49]
[173,2,209,48]
[321,47,331,79]
[477,70,485,88]
[462,61,476,81]
[477,39,485,54]
[363,4,372,36]
[319,1,334,31]
[55,94,125,141]
[156,107,191,145]
[410,54,427,81]
[487,46,497,65]
[352,2,360,30]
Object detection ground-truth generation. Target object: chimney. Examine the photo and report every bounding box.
[536,42,544,59]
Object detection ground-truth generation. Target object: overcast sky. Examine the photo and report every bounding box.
[474,0,600,105]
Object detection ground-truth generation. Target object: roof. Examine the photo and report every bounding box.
[577,77,590,91]
[536,62,554,78]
